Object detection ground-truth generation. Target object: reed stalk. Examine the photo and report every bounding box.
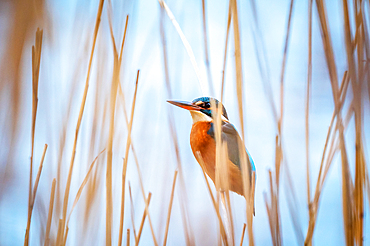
[128,183,137,243]
[305,2,313,237]
[163,171,178,246]
[61,1,105,244]
[136,193,152,246]
[44,179,56,246]
[118,70,139,246]
[159,2,195,244]
[63,149,105,245]
[25,28,43,246]
[201,0,215,96]
[239,223,246,246]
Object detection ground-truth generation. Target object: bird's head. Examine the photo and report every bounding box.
[167,97,229,123]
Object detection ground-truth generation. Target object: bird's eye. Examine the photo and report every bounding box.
[204,102,210,108]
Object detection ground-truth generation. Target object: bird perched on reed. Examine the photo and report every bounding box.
[168,97,256,207]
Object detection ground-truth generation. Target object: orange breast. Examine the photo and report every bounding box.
[190,122,244,196]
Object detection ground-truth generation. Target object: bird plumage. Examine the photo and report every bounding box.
[190,121,254,196]
[167,97,256,199]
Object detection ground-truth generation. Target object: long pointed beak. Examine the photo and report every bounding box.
[167,100,202,111]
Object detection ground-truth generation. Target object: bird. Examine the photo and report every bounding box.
[167,97,256,202]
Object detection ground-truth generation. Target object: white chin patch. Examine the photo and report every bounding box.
[190,110,212,123]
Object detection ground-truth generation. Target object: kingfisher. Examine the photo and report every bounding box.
[167,97,256,201]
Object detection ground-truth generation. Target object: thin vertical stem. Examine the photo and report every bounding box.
[201,0,215,96]
[44,179,56,246]
[132,148,158,246]
[159,0,206,94]
[159,2,194,245]
[136,193,152,246]
[221,0,232,103]
[239,223,246,246]
[56,219,63,246]
[118,70,140,246]
[61,1,105,243]
[163,171,178,246]
[64,149,105,246]
[128,183,137,242]
[279,0,295,134]
[25,28,43,246]
[126,229,130,246]
[231,0,245,140]
[25,143,47,246]
[32,144,48,205]
[305,1,313,245]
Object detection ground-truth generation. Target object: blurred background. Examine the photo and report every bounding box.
[0,0,369,245]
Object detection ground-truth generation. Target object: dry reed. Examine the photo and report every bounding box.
[32,144,48,207]
[126,229,130,246]
[159,2,195,244]
[128,183,137,243]
[44,178,56,246]
[106,1,124,243]
[229,0,256,244]
[105,11,130,245]
[60,1,105,244]
[162,170,178,246]
[305,2,313,243]
[221,0,232,105]
[25,143,48,246]
[25,28,43,246]
[136,193,152,246]
[118,69,139,246]
[63,149,105,245]
[239,223,246,246]
[159,0,206,95]
[201,0,215,96]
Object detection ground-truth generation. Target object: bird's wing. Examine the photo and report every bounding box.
[208,122,255,173]
[220,122,243,169]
